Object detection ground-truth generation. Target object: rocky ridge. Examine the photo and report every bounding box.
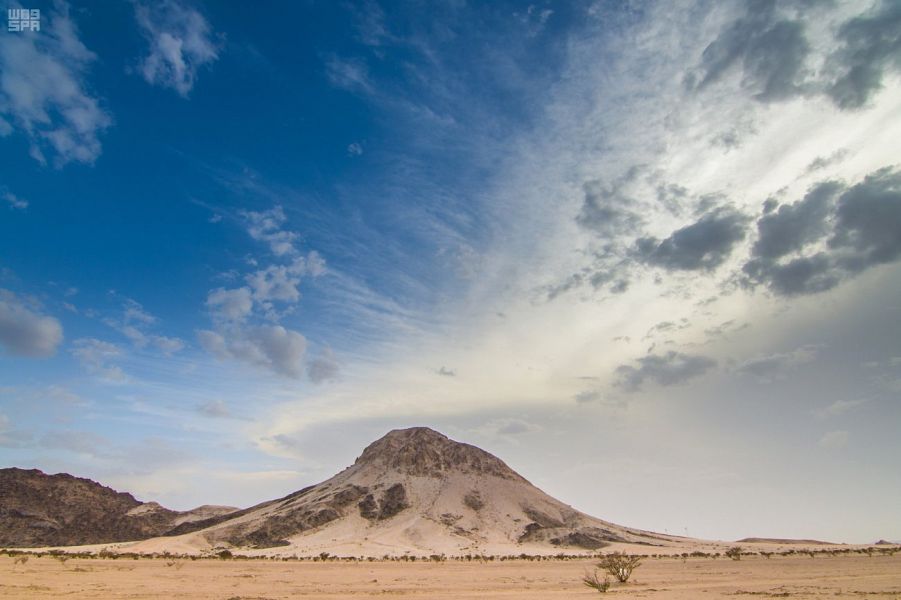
[0,468,235,547]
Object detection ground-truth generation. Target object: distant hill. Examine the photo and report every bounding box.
[737,537,835,545]
[0,468,236,547]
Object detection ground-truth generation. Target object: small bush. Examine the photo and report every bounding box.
[598,552,642,583]
[582,570,611,593]
[725,546,743,561]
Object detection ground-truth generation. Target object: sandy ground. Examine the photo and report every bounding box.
[1,554,899,599]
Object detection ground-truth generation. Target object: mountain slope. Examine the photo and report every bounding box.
[143,427,679,556]
[0,468,236,547]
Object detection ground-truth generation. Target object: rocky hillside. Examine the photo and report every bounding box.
[2,428,685,556]
[0,468,235,547]
[138,427,680,556]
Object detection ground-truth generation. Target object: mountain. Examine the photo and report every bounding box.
[0,468,236,547]
[1,428,687,556]
[133,427,679,556]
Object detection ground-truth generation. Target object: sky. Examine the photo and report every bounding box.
[0,0,899,544]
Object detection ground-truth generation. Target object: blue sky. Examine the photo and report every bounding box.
[1,0,900,543]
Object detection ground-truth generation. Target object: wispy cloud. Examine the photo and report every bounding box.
[818,430,849,449]
[103,298,185,355]
[0,2,111,165]
[736,344,820,383]
[816,398,868,419]
[70,338,128,382]
[3,191,28,210]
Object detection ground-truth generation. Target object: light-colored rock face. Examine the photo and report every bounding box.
[145,427,679,557]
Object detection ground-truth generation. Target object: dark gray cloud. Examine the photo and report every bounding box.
[198,325,308,378]
[691,1,810,102]
[692,2,901,111]
[0,289,64,357]
[743,252,839,296]
[829,167,901,271]
[609,279,629,294]
[545,272,584,301]
[704,319,749,340]
[826,1,901,110]
[644,319,690,340]
[636,207,749,271]
[196,399,232,418]
[545,262,628,301]
[656,183,690,216]
[576,174,644,238]
[574,389,602,403]
[751,181,841,260]
[615,351,717,391]
[307,347,339,383]
[743,166,901,296]
[804,149,850,175]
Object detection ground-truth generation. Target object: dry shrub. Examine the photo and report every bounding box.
[598,552,642,583]
[582,569,611,593]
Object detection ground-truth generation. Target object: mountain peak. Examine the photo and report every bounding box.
[354,427,525,480]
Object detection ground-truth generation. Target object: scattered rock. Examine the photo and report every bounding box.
[463,491,484,511]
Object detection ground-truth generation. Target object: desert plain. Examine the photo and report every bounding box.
[2,552,900,600]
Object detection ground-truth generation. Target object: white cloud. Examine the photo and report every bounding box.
[206,286,254,322]
[133,0,221,97]
[816,398,868,419]
[152,335,186,355]
[475,418,542,438]
[246,264,302,304]
[818,430,849,449]
[200,210,326,378]
[0,289,63,357]
[206,252,325,325]
[70,338,128,382]
[240,206,299,256]
[122,298,156,325]
[0,2,111,165]
[3,192,27,210]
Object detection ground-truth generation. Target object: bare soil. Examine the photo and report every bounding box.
[1,554,899,599]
